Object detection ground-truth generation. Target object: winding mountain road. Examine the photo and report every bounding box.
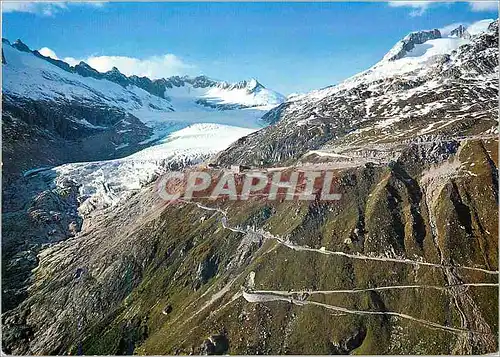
[182,200,499,276]
[179,199,498,337]
[241,291,494,336]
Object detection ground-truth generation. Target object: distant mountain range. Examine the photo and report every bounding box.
[3,38,284,105]
[1,38,284,184]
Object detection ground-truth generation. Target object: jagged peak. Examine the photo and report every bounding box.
[214,78,264,92]
[106,66,125,75]
[73,61,103,80]
[449,25,471,39]
[76,61,94,68]
[13,38,26,45]
[158,75,266,92]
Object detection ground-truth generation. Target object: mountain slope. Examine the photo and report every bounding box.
[1,39,283,315]
[3,137,498,355]
[215,20,498,167]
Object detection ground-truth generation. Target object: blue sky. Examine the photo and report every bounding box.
[2,1,498,94]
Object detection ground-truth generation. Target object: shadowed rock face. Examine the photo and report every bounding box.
[200,334,229,355]
[3,38,191,100]
[1,94,153,184]
[384,29,442,61]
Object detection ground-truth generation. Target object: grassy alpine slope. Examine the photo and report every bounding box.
[3,138,498,355]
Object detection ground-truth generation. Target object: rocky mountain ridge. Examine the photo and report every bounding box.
[1,38,284,182]
[383,28,442,61]
[3,38,279,103]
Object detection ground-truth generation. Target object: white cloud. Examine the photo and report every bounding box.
[388,1,433,16]
[82,55,195,78]
[468,1,498,12]
[38,47,60,59]
[2,1,105,16]
[466,18,495,34]
[37,47,196,78]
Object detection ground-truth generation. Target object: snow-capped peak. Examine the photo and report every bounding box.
[200,78,284,109]
[12,39,31,53]
[246,78,260,91]
[380,19,496,64]
[284,18,497,104]
[2,38,285,110]
[382,29,442,62]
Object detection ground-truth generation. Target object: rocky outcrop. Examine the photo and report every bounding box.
[2,39,277,101]
[103,67,130,87]
[32,50,73,72]
[74,61,102,78]
[200,335,229,355]
[443,23,499,77]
